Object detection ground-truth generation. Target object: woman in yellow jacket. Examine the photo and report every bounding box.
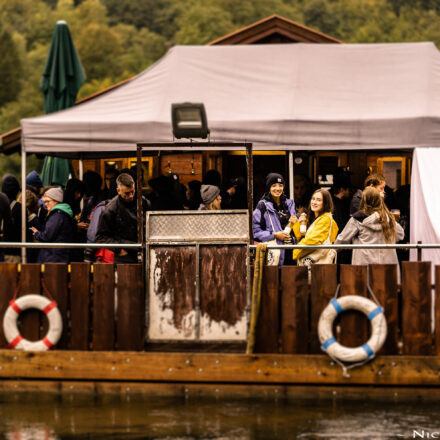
[292,189,338,263]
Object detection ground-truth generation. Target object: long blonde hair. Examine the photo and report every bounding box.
[359,187,396,243]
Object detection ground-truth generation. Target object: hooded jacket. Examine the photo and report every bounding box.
[253,194,296,266]
[35,203,76,263]
[334,210,404,265]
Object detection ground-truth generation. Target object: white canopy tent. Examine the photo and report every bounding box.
[21,42,440,153]
[20,42,440,264]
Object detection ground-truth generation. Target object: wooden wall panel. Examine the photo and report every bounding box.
[280,266,309,354]
[309,265,338,353]
[117,264,144,350]
[0,264,18,348]
[254,265,279,353]
[401,262,432,355]
[92,264,115,350]
[43,264,68,349]
[435,266,440,356]
[369,264,399,355]
[339,265,368,348]
[19,264,41,342]
[159,153,203,186]
[70,263,91,350]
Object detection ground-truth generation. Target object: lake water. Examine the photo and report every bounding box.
[0,393,439,439]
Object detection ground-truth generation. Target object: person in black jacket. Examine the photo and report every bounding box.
[96,173,150,264]
[31,187,76,263]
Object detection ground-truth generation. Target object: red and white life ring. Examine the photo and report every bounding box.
[3,295,62,351]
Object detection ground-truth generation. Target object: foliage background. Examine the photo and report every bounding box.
[1,0,440,176]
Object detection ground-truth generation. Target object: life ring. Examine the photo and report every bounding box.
[318,295,387,363]
[3,295,62,351]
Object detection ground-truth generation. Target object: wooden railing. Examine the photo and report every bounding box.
[255,262,438,355]
[0,263,144,351]
[0,261,438,356]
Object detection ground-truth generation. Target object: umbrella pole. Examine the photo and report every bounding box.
[21,144,27,263]
[289,151,294,200]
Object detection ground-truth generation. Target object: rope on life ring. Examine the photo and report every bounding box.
[3,294,62,351]
[318,294,387,368]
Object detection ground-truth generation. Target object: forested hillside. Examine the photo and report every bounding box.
[1,0,440,136]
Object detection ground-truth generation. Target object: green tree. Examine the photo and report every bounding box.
[0,26,22,107]
[174,3,235,45]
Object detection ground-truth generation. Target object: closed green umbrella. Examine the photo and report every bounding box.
[40,20,86,187]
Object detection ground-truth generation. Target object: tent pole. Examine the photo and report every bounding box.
[246,143,253,243]
[21,142,27,263]
[79,154,84,211]
[288,151,294,200]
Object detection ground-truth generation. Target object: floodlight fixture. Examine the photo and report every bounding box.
[171,102,210,139]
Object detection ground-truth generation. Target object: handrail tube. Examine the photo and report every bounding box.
[0,242,142,249]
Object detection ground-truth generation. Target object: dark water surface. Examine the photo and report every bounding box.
[0,393,439,439]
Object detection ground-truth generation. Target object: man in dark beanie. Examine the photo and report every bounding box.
[199,184,221,210]
[26,171,43,196]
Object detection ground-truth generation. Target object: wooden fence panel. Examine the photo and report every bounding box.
[19,264,41,342]
[309,265,338,353]
[70,263,91,350]
[401,262,431,355]
[117,264,144,350]
[339,265,368,348]
[435,266,440,356]
[92,264,115,350]
[369,264,399,355]
[200,245,248,340]
[43,264,68,349]
[280,266,308,354]
[0,264,18,348]
[255,265,279,353]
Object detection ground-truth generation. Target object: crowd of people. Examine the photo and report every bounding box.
[252,169,410,268]
[0,164,410,267]
[0,167,248,264]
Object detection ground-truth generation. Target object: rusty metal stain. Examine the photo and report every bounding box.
[151,247,196,335]
[199,245,247,327]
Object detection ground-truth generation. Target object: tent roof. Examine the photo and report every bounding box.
[21,42,440,156]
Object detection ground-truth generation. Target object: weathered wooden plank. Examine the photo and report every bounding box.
[0,264,18,348]
[436,266,440,356]
[254,265,279,353]
[43,264,68,349]
[199,245,248,341]
[370,264,399,355]
[19,264,41,342]
[339,265,368,348]
[401,262,432,355]
[1,351,440,386]
[148,247,196,340]
[280,266,308,354]
[116,264,144,350]
[92,264,115,350]
[309,265,338,353]
[70,263,91,350]
[2,380,440,402]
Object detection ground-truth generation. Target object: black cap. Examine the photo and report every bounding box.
[265,173,284,191]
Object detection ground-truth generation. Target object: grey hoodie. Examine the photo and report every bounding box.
[334,211,404,265]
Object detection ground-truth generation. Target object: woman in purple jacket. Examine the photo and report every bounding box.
[253,173,297,266]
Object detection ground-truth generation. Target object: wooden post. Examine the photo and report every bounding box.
[435,266,440,355]
[255,265,279,353]
[369,264,399,355]
[339,265,368,348]
[70,263,91,350]
[0,264,18,347]
[280,266,308,354]
[43,264,68,349]
[116,264,144,350]
[19,264,41,342]
[309,264,338,353]
[401,261,432,355]
[92,264,115,350]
